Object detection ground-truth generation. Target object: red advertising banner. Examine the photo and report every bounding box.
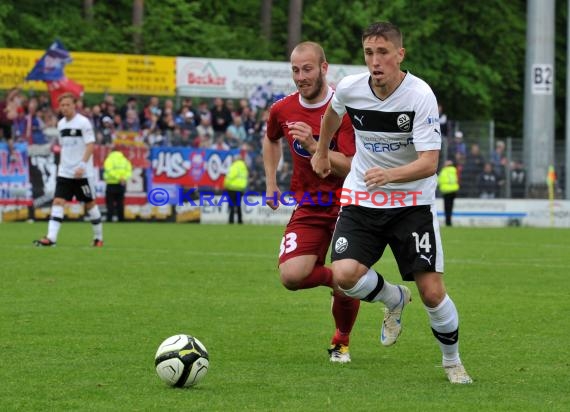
[150,147,238,189]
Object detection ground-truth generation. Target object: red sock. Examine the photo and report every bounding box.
[331,292,361,346]
[298,265,333,289]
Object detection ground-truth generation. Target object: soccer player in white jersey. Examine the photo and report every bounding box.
[311,22,472,384]
[34,93,103,247]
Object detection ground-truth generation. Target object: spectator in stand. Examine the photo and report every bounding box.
[162,99,175,116]
[241,105,257,141]
[99,116,116,145]
[491,140,507,182]
[180,97,199,122]
[211,97,232,134]
[113,114,123,130]
[196,115,215,141]
[211,133,230,150]
[90,104,103,133]
[41,110,59,144]
[447,130,466,161]
[37,93,50,112]
[510,160,526,199]
[159,110,176,144]
[21,98,47,145]
[478,162,499,198]
[225,113,247,148]
[142,112,166,146]
[176,107,197,138]
[0,88,21,152]
[119,96,138,122]
[141,96,162,129]
[193,130,212,148]
[171,128,193,147]
[104,102,118,121]
[121,109,141,132]
[462,143,486,197]
[197,101,211,124]
[225,99,236,116]
[238,98,249,114]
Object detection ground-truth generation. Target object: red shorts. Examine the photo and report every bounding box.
[278,205,340,266]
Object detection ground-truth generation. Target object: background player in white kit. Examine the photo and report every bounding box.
[34,93,103,247]
[311,22,472,384]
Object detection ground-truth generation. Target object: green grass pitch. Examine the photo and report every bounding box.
[0,222,568,411]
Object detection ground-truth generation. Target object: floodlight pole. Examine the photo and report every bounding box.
[523,0,555,198]
[566,0,570,199]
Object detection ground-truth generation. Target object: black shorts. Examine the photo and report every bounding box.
[331,205,444,281]
[54,176,96,202]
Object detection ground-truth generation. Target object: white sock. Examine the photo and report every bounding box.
[47,205,64,242]
[426,294,461,366]
[88,206,103,240]
[341,268,402,307]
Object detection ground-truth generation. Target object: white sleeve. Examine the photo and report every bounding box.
[412,91,441,152]
[330,79,348,117]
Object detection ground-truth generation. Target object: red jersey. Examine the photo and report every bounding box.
[266,87,355,205]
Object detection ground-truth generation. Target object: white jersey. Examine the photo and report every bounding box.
[331,71,441,208]
[57,113,95,178]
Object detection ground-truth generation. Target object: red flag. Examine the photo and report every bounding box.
[47,78,84,109]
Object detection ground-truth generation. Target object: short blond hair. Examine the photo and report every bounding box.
[57,92,76,104]
[291,41,327,65]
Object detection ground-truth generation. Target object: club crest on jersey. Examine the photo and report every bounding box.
[293,137,336,158]
[335,237,348,253]
[397,114,411,131]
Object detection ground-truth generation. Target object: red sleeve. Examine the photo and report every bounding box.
[265,103,282,142]
[335,113,355,156]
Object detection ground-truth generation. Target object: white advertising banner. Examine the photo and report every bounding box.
[200,197,570,227]
[176,57,367,99]
[435,198,570,228]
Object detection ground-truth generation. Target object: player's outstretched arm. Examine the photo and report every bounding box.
[364,150,440,188]
[262,134,282,210]
[312,105,341,178]
[287,121,351,178]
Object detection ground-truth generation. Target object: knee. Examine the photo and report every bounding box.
[333,266,361,290]
[418,286,446,307]
[279,270,303,291]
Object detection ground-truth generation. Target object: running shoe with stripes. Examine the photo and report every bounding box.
[327,344,351,363]
[380,285,411,346]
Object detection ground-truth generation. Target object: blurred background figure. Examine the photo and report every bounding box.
[103,146,133,222]
[510,160,527,199]
[438,160,460,227]
[223,151,249,224]
[478,162,499,199]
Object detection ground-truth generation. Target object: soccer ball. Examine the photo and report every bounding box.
[154,334,209,387]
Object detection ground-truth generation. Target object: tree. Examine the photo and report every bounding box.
[287,0,303,58]
[132,0,144,53]
[260,0,273,41]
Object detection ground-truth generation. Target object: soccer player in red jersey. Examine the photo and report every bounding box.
[262,42,360,363]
